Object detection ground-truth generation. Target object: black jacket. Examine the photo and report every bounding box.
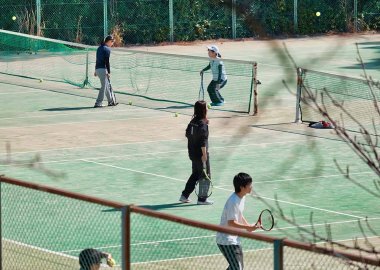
[186,118,208,160]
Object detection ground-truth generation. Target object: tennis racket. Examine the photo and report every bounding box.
[108,77,117,105]
[255,209,274,231]
[198,73,205,101]
[194,164,213,198]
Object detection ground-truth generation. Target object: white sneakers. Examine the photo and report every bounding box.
[179,195,214,205]
[197,199,214,205]
[179,195,191,203]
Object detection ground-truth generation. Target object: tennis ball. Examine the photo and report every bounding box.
[316,12,321,17]
[128,101,133,105]
[12,16,16,21]
[107,258,116,267]
[207,104,211,109]
[39,79,43,83]
[174,112,179,117]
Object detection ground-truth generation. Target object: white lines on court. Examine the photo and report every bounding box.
[0,115,170,129]
[0,90,45,95]
[254,171,375,184]
[80,159,366,219]
[80,159,187,183]
[0,138,319,165]
[252,193,364,219]
[0,134,307,156]
[0,138,183,155]
[4,238,78,260]
[0,108,145,120]
[58,218,380,256]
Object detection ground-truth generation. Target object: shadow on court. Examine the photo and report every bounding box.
[41,106,94,111]
[138,203,196,210]
[343,42,380,70]
[101,203,195,212]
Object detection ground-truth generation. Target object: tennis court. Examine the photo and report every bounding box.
[1,33,380,268]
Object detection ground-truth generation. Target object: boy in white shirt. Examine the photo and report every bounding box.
[216,173,259,270]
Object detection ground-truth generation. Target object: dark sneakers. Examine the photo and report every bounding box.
[93,104,104,108]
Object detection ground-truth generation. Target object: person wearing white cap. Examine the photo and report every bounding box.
[200,45,227,106]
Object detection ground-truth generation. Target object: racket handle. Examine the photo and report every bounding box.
[202,162,206,169]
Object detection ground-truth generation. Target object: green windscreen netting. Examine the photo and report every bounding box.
[0,30,257,113]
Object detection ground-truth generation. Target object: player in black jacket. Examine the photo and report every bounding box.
[179,100,213,205]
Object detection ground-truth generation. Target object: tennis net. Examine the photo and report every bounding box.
[0,30,258,114]
[0,29,91,88]
[295,68,380,132]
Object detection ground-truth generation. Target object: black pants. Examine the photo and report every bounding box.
[207,80,227,103]
[217,244,244,270]
[181,156,210,202]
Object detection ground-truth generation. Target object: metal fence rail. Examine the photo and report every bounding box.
[1,176,379,270]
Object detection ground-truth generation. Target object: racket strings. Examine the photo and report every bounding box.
[195,178,212,198]
[260,210,274,230]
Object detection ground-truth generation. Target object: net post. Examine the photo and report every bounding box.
[249,62,258,115]
[274,239,283,270]
[84,48,89,87]
[121,205,131,270]
[295,67,302,123]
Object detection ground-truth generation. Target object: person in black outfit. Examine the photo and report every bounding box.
[94,35,118,108]
[179,100,213,205]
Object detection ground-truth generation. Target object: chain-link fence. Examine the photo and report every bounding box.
[1,176,379,270]
[1,0,380,45]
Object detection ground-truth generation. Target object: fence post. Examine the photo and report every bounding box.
[103,0,108,38]
[293,0,298,33]
[169,0,174,42]
[0,180,2,270]
[274,239,283,270]
[121,205,131,270]
[354,0,358,32]
[231,0,236,39]
[36,0,41,36]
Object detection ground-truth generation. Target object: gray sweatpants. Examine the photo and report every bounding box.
[95,68,112,106]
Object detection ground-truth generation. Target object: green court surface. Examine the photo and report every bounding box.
[0,34,379,268]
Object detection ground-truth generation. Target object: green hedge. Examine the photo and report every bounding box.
[0,0,379,45]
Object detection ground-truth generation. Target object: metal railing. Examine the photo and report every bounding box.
[1,175,379,269]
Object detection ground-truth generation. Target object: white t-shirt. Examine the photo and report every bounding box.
[210,58,227,82]
[216,193,245,245]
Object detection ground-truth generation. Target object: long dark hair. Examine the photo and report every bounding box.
[193,100,207,121]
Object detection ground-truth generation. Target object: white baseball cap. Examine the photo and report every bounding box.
[207,45,220,54]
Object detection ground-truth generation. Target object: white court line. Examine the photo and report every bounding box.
[128,235,380,266]
[4,238,78,260]
[255,171,375,184]
[0,132,310,156]
[0,108,145,120]
[0,115,172,130]
[81,159,364,219]
[81,159,185,183]
[0,138,315,164]
[0,90,45,95]
[59,218,380,254]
